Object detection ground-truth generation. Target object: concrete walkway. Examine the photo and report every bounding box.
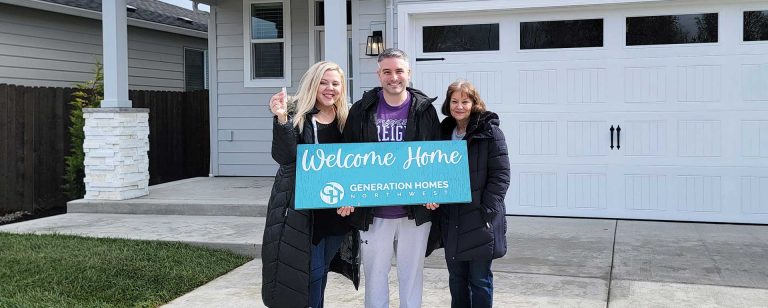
[2,177,768,307]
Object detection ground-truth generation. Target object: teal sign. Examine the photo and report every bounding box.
[294,141,471,209]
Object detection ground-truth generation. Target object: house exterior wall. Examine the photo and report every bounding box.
[0,3,207,91]
[213,0,310,175]
[353,0,386,100]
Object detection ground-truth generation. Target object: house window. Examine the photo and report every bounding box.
[744,11,768,41]
[626,13,718,46]
[184,48,208,91]
[520,19,603,49]
[244,0,291,87]
[423,24,499,53]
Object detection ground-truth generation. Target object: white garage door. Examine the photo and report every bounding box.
[412,3,768,223]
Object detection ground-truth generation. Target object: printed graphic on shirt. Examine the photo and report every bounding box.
[377,118,406,142]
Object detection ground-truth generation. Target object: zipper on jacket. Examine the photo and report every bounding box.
[311,116,319,144]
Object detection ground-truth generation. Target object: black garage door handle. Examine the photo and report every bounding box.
[415,57,446,61]
[610,126,614,150]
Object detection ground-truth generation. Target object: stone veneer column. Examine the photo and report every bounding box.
[83,108,149,200]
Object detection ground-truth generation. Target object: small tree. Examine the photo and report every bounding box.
[63,63,103,200]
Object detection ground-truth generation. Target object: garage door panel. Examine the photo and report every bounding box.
[741,120,768,158]
[741,175,768,214]
[624,66,667,104]
[518,120,559,156]
[567,173,608,210]
[675,175,723,213]
[516,170,558,208]
[567,68,608,104]
[676,120,722,157]
[417,70,458,105]
[466,70,503,106]
[619,119,667,157]
[567,121,610,157]
[675,65,722,103]
[741,63,768,103]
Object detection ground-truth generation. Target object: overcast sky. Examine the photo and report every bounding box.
[157,0,209,12]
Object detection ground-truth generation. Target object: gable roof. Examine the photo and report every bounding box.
[40,0,208,32]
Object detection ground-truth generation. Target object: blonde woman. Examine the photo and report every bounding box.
[261,61,359,308]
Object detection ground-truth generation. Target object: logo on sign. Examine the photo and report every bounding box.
[320,182,344,205]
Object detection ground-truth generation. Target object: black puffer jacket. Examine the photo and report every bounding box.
[261,108,360,308]
[439,111,510,261]
[342,87,442,255]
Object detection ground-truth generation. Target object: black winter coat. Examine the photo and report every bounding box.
[261,108,360,308]
[439,111,510,261]
[342,87,442,256]
[343,87,440,231]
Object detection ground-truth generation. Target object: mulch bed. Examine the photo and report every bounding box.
[0,208,66,226]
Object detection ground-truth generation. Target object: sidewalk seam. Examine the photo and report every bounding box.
[605,219,618,308]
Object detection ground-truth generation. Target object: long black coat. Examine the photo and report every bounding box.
[261,109,360,308]
[439,111,510,261]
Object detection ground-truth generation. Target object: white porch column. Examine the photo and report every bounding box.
[82,0,150,200]
[101,0,131,108]
[324,0,348,74]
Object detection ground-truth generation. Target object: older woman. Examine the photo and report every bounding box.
[262,61,359,308]
[439,80,510,308]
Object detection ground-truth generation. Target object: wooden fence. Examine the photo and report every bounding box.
[0,84,209,214]
[130,90,210,186]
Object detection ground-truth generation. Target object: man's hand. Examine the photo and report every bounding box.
[424,203,439,210]
[337,206,355,217]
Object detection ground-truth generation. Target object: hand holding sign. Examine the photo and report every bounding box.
[337,206,354,217]
[424,203,440,210]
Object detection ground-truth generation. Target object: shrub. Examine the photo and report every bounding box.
[63,63,103,200]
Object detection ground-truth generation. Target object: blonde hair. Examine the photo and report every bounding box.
[292,61,348,133]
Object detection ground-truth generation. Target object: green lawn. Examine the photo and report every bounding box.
[0,233,251,307]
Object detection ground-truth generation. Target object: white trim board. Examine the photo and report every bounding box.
[207,5,219,176]
[0,0,208,39]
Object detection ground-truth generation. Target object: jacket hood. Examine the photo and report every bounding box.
[440,111,500,139]
[359,87,437,112]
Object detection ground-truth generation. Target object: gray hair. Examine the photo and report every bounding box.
[377,48,409,63]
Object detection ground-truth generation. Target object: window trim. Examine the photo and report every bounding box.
[242,0,292,88]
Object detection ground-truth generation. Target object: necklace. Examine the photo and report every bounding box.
[453,127,466,140]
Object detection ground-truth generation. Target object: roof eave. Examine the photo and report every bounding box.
[0,0,207,39]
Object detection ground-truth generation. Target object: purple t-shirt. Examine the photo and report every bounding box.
[373,91,411,219]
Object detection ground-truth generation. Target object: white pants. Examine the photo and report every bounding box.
[360,217,431,308]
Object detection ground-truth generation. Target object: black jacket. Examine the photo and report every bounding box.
[342,87,442,255]
[261,108,360,308]
[439,111,510,261]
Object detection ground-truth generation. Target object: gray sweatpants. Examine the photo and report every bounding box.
[360,217,432,308]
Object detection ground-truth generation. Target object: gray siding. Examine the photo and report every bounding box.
[214,0,310,176]
[0,4,207,91]
[353,0,386,99]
